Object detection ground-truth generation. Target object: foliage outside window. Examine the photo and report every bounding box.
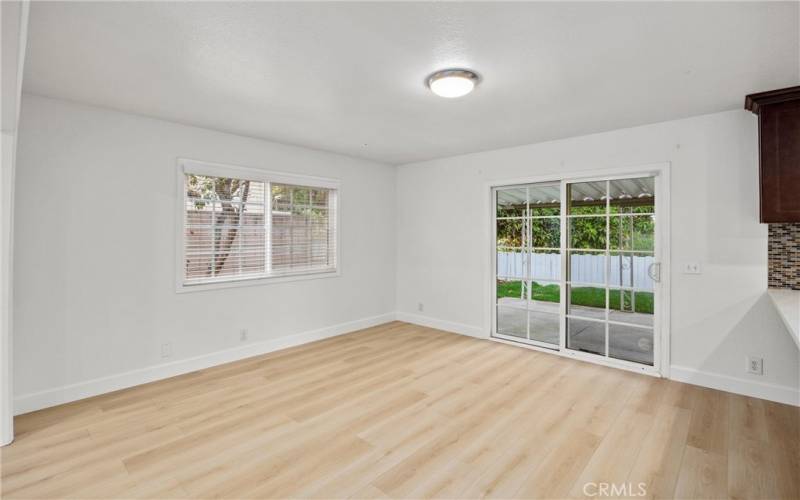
[495,179,655,314]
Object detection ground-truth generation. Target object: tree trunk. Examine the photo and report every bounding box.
[211,180,250,275]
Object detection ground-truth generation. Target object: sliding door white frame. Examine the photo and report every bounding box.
[486,162,671,378]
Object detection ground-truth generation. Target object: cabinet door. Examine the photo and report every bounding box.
[760,100,800,222]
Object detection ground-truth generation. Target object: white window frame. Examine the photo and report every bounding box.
[175,158,341,293]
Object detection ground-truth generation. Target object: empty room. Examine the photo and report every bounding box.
[1,1,799,499]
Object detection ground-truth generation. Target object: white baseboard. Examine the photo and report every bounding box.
[395,311,486,339]
[670,365,799,407]
[14,314,798,416]
[396,315,799,406]
[14,313,396,415]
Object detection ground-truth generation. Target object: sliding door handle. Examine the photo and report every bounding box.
[647,262,661,283]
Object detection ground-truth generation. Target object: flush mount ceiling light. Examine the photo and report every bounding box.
[427,69,480,98]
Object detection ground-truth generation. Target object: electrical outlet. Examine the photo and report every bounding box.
[240,329,248,342]
[746,356,763,375]
[684,262,702,274]
[418,302,424,312]
[161,342,172,359]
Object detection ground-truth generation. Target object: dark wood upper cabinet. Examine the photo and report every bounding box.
[745,86,800,223]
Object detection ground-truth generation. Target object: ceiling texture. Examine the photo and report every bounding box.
[23,1,800,165]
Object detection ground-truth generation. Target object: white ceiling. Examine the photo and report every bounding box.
[23,1,800,165]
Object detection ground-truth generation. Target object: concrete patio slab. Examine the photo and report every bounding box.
[496,298,654,365]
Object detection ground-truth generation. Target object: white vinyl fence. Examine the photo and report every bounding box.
[497,252,654,291]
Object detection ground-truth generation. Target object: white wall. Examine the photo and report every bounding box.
[13,97,799,412]
[1,0,30,444]
[396,109,800,405]
[1,131,17,437]
[13,95,396,412]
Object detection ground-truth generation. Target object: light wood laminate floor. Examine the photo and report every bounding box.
[2,322,798,499]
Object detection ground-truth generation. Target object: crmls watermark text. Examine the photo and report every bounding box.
[582,482,648,497]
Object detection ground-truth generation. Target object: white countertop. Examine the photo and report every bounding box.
[768,289,800,350]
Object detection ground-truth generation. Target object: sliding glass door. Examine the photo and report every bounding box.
[495,183,561,348]
[493,174,660,370]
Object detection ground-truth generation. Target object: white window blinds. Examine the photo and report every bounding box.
[181,163,338,288]
[270,184,337,274]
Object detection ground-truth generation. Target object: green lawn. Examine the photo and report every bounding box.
[497,280,653,314]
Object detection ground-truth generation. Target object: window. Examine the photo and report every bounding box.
[177,159,339,291]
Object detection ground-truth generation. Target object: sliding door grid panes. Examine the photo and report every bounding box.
[566,178,655,366]
[495,182,561,348]
[495,176,656,366]
[180,161,338,289]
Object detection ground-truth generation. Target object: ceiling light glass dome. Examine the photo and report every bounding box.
[427,69,480,98]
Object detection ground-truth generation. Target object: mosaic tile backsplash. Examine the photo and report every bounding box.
[768,223,800,290]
